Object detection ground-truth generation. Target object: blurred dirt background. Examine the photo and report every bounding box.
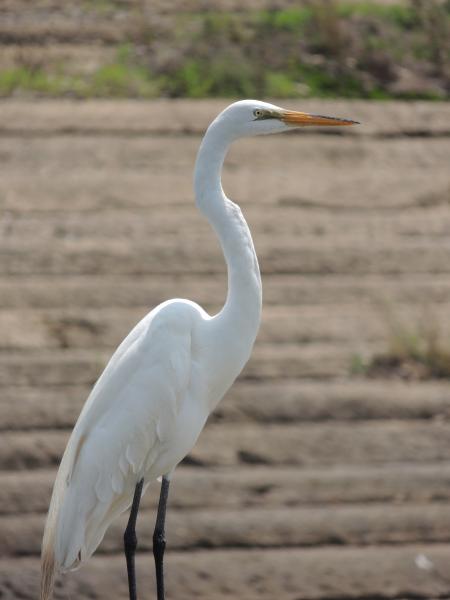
[1,1,450,600]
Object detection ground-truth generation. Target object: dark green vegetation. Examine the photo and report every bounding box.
[0,46,160,99]
[0,0,448,99]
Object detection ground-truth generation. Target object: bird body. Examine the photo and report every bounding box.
[41,100,357,600]
[46,290,261,573]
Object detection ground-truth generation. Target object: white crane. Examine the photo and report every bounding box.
[41,100,357,600]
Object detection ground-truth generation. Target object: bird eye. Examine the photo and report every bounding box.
[253,109,264,119]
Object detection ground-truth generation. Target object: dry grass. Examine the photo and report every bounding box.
[358,308,450,380]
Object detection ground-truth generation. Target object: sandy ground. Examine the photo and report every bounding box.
[0,98,450,599]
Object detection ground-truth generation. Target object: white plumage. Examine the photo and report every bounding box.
[41,100,357,600]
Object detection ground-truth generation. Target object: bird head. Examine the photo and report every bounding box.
[213,99,359,138]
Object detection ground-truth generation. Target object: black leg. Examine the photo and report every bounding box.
[124,478,144,600]
[153,476,170,600]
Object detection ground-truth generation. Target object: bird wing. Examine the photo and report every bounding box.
[53,301,196,569]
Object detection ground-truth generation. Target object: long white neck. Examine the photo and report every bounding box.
[194,119,262,353]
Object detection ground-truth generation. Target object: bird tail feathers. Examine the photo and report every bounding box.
[40,430,85,600]
[40,470,63,600]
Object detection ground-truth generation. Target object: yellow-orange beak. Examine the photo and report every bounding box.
[281,110,359,127]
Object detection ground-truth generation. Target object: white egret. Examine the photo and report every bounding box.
[41,99,358,600]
